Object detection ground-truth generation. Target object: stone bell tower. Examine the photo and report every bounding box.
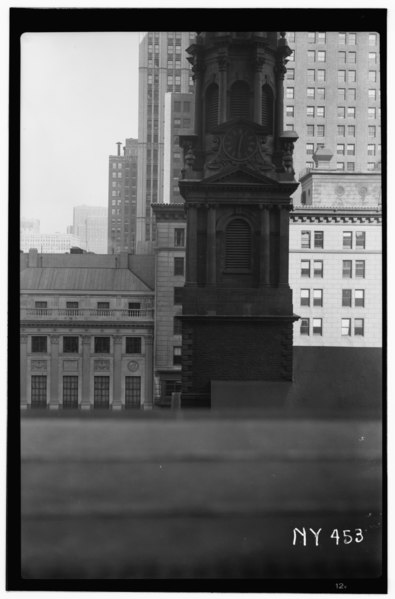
[178,32,299,407]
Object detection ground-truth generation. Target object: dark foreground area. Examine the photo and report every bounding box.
[18,411,383,590]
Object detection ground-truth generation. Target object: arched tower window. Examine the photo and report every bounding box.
[229,81,251,120]
[225,218,252,269]
[205,83,219,132]
[261,84,274,133]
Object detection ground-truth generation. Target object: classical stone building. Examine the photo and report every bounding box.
[20,250,155,410]
[177,32,299,406]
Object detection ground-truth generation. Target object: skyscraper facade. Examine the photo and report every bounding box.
[284,31,381,203]
[72,205,108,253]
[108,138,138,254]
[136,31,195,248]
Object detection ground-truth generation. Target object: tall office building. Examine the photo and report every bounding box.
[136,31,196,248]
[284,31,381,203]
[108,138,138,254]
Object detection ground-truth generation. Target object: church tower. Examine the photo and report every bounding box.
[178,32,299,407]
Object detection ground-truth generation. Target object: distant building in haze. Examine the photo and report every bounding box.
[20,232,86,254]
[72,205,108,254]
[21,218,40,234]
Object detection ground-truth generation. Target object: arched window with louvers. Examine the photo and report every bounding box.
[261,84,274,134]
[225,218,252,271]
[229,81,251,120]
[205,83,219,132]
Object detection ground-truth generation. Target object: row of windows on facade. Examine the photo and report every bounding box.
[288,50,379,68]
[299,288,366,307]
[302,124,381,139]
[299,317,365,336]
[286,68,378,83]
[286,87,380,101]
[285,105,380,119]
[31,301,143,314]
[29,375,142,409]
[300,259,366,278]
[29,336,143,354]
[300,230,366,249]
[286,32,378,45]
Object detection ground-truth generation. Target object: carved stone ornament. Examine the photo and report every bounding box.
[127,360,139,373]
[94,359,110,372]
[358,186,368,200]
[335,185,345,197]
[31,360,47,371]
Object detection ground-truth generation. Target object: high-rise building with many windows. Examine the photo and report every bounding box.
[108,138,138,254]
[136,31,195,249]
[284,31,381,203]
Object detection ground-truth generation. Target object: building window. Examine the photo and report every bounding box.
[31,336,47,353]
[337,162,345,171]
[173,346,182,365]
[94,376,110,409]
[355,289,365,307]
[65,301,79,316]
[230,80,251,120]
[173,317,182,335]
[368,89,377,101]
[367,162,376,171]
[307,106,315,118]
[174,101,181,112]
[347,162,355,171]
[300,289,310,306]
[313,318,323,335]
[343,231,353,249]
[342,289,352,307]
[343,260,352,278]
[125,376,141,409]
[307,32,316,43]
[314,231,324,248]
[356,232,366,249]
[317,69,326,82]
[369,33,377,46]
[368,108,376,120]
[31,375,47,408]
[307,87,315,98]
[174,228,185,247]
[313,289,323,307]
[300,318,310,335]
[317,125,325,137]
[347,144,355,156]
[317,32,326,43]
[316,87,325,99]
[128,302,141,315]
[348,51,356,63]
[97,301,110,315]
[34,301,48,315]
[286,106,294,117]
[348,33,356,45]
[367,144,376,156]
[338,106,345,118]
[286,87,294,99]
[347,107,356,118]
[94,337,110,354]
[313,260,323,278]
[63,336,79,353]
[316,106,325,118]
[341,318,351,336]
[369,52,377,62]
[301,260,310,277]
[225,219,252,270]
[338,125,345,136]
[317,51,326,62]
[63,376,78,409]
[368,71,377,82]
[354,318,364,336]
[338,88,346,101]
[307,124,314,136]
[307,69,315,82]
[355,260,365,278]
[308,50,315,61]
[348,125,356,136]
[174,287,183,305]
[301,231,311,248]
[339,33,346,44]
[174,257,185,276]
[126,337,142,354]
[287,68,295,80]
[348,88,356,101]
[338,70,346,82]
[306,143,314,155]
[337,144,345,155]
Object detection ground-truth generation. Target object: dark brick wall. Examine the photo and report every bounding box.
[182,319,294,394]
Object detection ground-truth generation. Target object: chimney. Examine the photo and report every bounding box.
[28,248,38,267]
[313,147,333,170]
[116,142,122,156]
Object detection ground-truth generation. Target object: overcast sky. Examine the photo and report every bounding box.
[21,31,142,233]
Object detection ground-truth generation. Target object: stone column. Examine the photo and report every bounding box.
[81,335,91,410]
[49,335,60,409]
[193,60,204,141]
[144,335,154,409]
[279,205,290,286]
[254,56,264,123]
[186,204,198,286]
[275,62,286,142]
[206,204,217,285]
[112,335,123,410]
[20,334,28,409]
[218,54,228,123]
[260,205,271,286]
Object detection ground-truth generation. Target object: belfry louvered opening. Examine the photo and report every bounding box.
[205,83,219,131]
[261,84,274,133]
[229,81,251,120]
[225,218,252,270]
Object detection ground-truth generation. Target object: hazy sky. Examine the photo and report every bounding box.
[21,32,142,233]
